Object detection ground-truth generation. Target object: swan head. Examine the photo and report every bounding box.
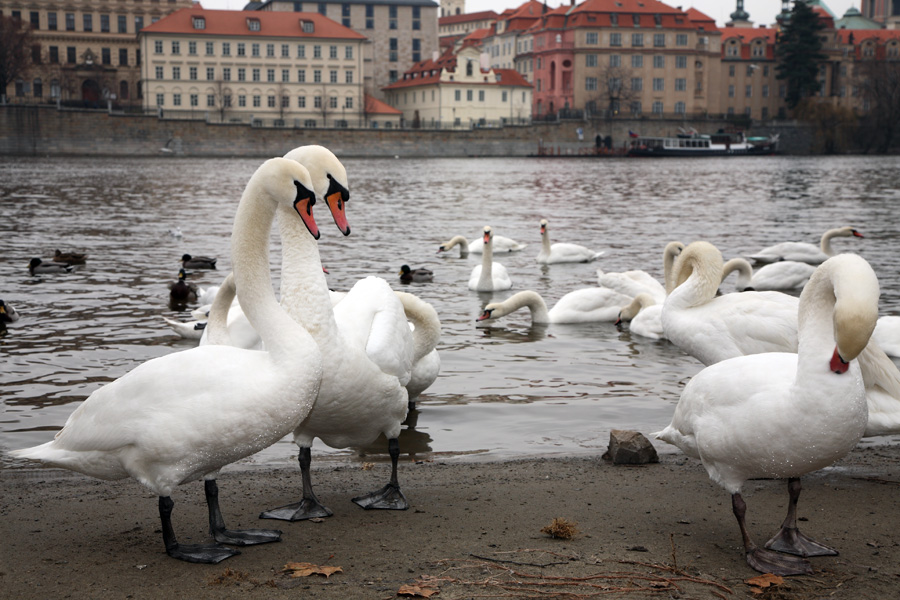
[616,293,656,325]
[833,226,864,239]
[672,241,723,291]
[283,145,350,236]
[540,218,548,236]
[483,226,493,244]
[255,157,319,239]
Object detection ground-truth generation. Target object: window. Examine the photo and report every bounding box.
[252,43,260,57]
[345,71,353,83]
[268,95,276,108]
[586,32,599,45]
[101,14,110,32]
[66,13,75,31]
[676,33,688,46]
[50,47,59,63]
[652,101,663,114]
[653,55,665,68]
[412,38,421,62]
[455,89,461,101]
[119,49,128,65]
[32,78,42,97]
[467,90,473,101]
[654,33,665,47]
[48,12,57,30]
[223,42,231,56]
[726,43,739,57]
[172,66,181,80]
[585,77,598,91]
[305,119,317,127]
[632,33,643,47]
[173,93,182,106]
[762,84,769,97]
[478,90,485,101]
[253,95,261,107]
[301,20,315,33]
[345,96,353,108]
[314,96,322,108]
[238,68,246,81]
[67,47,76,63]
[189,41,197,56]
[119,80,129,100]
[238,95,246,107]
[224,95,232,107]
[413,5,421,30]
[134,16,143,31]
[752,43,765,57]
[192,16,206,30]
[746,85,752,97]
[389,70,398,83]
[609,55,621,67]
[728,84,735,97]
[746,65,754,77]
[155,40,163,54]
[763,65,770,77]
[237,43,246,56]
[329,45,338,59]
[389,5,397,29]
[223,68,231,81]
[267,43,275,58]
[267,69,275,82]
[502,91,508,102]
[298,96,306,108]
[318,2,327,14]
[389,38,398,62]
[282,69,290,82]
[341,3,351,27]
[366,5,374,29]
[652,77,664,91]
[314,69,321,83]
[188,66,197,81]
[329,96,337,108]
[631,55,643,68]
[586,54,598,67]
[631,100,642,114]
[329,70,338,83]
[253,68,260,82]
[633,14,641,26]
[345,46,353,60]
[83,14,93,32]
[207,67,215,81]
[207,94,215,107]
[298,69,306,82]
[676,56,687,69]
[609,32,621,46]
[728,65,735,76]
[675,101,685,114]
[281,95,290,108]
[675,78,686,91]
[32,44,41,64]
[156,93,164,106]
[118,15,126,33]
[314,45,322,59]
[172,41,180,55]
[190,94,198,107]
[248,18,260,31]
[631,77,642,91]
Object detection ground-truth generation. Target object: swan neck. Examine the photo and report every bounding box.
[502,291,550,323]
[478,237,494,287]
[206,273,236,345]
[396,292,441,362]
[722,258,753,290]
[667,244,722,309]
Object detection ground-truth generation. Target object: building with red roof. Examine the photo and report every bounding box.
[139,5,367,126]
[383,45,532,128]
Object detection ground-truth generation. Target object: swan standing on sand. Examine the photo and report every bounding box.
[721,257,816,291]
[468,226,513,291]
[537,219,604,264]
[748,226,863,264]
[477,288,631,324]
[655,254,879,576]
[437,233,526,257]
[11,158,324,563]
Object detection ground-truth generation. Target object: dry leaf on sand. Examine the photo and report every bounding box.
[398,583,440,597]
[283,562,343,578]
[746,573,784,593]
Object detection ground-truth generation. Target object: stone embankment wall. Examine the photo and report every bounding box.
[1,105,815,158]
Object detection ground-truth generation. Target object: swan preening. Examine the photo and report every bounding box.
[655,253,879,575]
[609,241,684,340]
[12,158,324,563]
[616,293,664,340]
[537,219,604,264]
[468,226,513,292]
[721,257,816,291]
[477,288,631,324]
[747,226,863,264]
[437,233,526,257]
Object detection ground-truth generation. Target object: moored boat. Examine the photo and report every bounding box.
[627,130,778,157]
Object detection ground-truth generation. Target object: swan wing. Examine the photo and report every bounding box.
[872,316,900,359]
[751,261,816,290]
[490,262,513,290]
[549,287,631,323]
[597,270,666,302]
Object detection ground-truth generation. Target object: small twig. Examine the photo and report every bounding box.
[469,553,570,568]
[852,476,900,486]
[669,533,678,571]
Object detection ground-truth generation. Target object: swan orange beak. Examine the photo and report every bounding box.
[483,232,490,244]
[830,347,849,374]
[293,196,320,240]
[325,191,351,236]
[476,309,493,321]
[540,224,546,234]
[852,229,864,238]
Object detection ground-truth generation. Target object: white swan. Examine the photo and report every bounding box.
[161,315,207,340]
[873,315,900,359]
[536,218,604,264]
[437,233,526,257]
[662,241,800,365]
[395,291,441,406]
[747,226,863,264]
[721,257,816,292]
[616,293,664,340]
[597,240,683,301]
[477,288,632,324]
[655,253,879,576]
[468,226,513,291]
[11,158,324,564]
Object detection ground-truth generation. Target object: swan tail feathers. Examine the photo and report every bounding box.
[591,251,605,261]
[652,426,700,459]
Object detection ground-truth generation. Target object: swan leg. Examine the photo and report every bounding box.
[732,493,812,576]
[159,495,239,564]
[205,479,282,546]
[351,438,409,510]
[259,447,333,521]
[764,478,838,557]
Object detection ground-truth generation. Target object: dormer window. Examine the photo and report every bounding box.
[300,19,314,33]
[610,13,618,26]
[192,17,205,30]
[247,18,260,31]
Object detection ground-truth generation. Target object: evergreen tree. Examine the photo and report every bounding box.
[775,1,827,110]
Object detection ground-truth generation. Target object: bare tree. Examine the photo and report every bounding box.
[587,65,637,131]
[0,15,37,103]
[856,59,900,154]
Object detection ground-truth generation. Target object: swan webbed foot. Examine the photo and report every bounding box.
[764,526,838,557]
[259,499,333,521]
[351,483,409,510]
[213,527,282,546]
[746,547,813,576]
[166,542,240,564]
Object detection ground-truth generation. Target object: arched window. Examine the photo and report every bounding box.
[549,61,556,90]
[119,80,129,100]
[50,79,60,98]
[466,60,473,77]
[33,78,43,98]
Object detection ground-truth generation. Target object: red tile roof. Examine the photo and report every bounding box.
[439,10,498,26]
[365,94,402,115]
[835,28,900,44]
[566,0,713,30]
[382,49,532,91]
[143,5,365,40]
[572,0,683,15]
[721,27,777,44]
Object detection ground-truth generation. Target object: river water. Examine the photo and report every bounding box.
[2,154,900,469]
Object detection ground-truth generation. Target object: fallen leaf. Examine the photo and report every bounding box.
[746,573,784,590]
[283,562,343,578]
[398,583,440,597]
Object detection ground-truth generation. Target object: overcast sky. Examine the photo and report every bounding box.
[200,0,861,28]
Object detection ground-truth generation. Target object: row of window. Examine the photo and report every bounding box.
[727,84,778,98]
[40,46,136,67]
[153,40,357,60]
[155,91,354,110]
[728,64,772,77]
[152,65,356,84]
[580,77,692,92]
[584,32,690,48]
[15,78,138,101]
[397,89,527,103]
[300,3,423,31]
[14,10,148,34]
[589,54,691,68]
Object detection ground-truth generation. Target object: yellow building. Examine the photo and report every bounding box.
[139,5,366,126]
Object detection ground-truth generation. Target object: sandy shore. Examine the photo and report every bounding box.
[2,445,899,600]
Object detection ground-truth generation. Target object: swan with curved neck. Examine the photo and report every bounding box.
[655,253,879,576]
[12,158,323,563]
[721,257,816,292]
[438,233,526,257]
[537,218,603,264]
[748,226,863,265]
[395,291,441,406]
[616,293,664,340]
[597,240,683,301]
[477,287,631,324]
[468,226,513,292]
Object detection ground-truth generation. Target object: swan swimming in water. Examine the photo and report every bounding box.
[655,253,879,576]
[615,293,664,340]
[477,287,632,324]
[721,257,816,292]
[747,226,863,265]
[536,219,604,264]
[468,226,513,292]
[11,158,324,563]
[437,233,526,256]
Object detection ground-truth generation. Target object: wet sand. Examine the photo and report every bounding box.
[2,445,899,600]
